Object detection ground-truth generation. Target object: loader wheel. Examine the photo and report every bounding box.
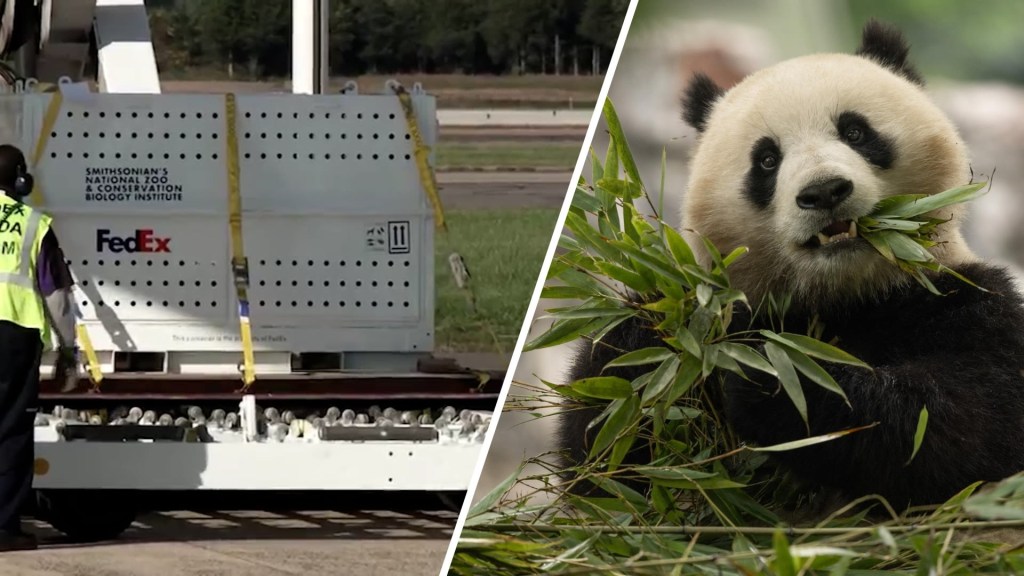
[35,489,137,542]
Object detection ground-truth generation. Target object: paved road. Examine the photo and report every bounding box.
[5,494,457,576]
[441,126,585,142]
[437,171,574,210]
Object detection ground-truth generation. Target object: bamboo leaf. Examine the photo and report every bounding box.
[523,317,592,352]
[608,432,637,472]
[540,285,594,300]
[571,187,603,213]
[868,218,926,232]
[879,230,934,262]
[675,327,703,359]
[547,306,633,320]
[665,352,703,404]
[766,341,808,427]
[603,137,617,183]
[603,99,644,200]
[467,463,523,519]
[871,182,987,219]
[749,423,879,452]
[764,332,871,369]
[701,235,725,269]
[564,211,623,263]
[646,476,746,490]
[635,466,719,481]
[609,240,690,285]
[596,177,643,200]
[664,225,697,268]
[718,343,777,376]
[785,347,850,405]
[863,230,897,263]
[696,284,713,307]
[722,246,749,267]
[589,395,640,460]
[710,344,747,378]
[906,405,929,465]
[590,148,604,182]
[937,264,990,292]
[604,347,676,369]
[596,262,654,292]
[773,531,798,576]
[572,376,634,400]
[641,355,682,405]
[591,314,636,346]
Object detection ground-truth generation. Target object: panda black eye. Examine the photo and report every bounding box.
[844,126,864,143]
[759,154,778,171]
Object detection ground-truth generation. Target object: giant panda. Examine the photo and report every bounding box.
[555,20,1024,510]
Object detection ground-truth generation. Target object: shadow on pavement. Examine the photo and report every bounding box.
[27,491,460,549]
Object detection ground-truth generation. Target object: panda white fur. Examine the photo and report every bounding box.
[555,20,1024,509]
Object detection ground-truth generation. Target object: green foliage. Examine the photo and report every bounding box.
[147,0,628,78]
[450,100,1024,575]
[857,182,990,295]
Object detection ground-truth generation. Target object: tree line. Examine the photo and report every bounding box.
[146,0,630,78]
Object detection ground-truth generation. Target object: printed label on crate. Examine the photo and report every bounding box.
[365,224,387,251]
[171,333,289,344]
[96,228,172,253]
[83,166,184,203]
[388,221,411,254]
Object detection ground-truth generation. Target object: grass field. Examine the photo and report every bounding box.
[433,208,560,352]
[160,73,603,109]
[436,141,581,170]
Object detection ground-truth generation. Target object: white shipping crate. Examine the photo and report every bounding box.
[6,87,438,370]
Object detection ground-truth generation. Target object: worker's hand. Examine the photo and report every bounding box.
[53,346,81,393]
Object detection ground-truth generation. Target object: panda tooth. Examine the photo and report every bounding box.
[849,221,858,238]
[817,232,830,245]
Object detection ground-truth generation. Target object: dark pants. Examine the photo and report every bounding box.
[0,320,41,535]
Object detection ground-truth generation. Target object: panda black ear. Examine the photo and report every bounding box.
[855,19,925,86]
[681,73,724,133]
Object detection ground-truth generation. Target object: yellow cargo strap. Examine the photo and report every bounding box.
[394,84,447,233]
[393,84,478,313]
[28,90,104,388]
[223,93,257,390]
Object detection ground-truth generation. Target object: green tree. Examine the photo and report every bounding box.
[424,0,492,73]
[578,0,629,74]
[186,0,289,78]
[152,0,628,77]
[328,0,358,74]
[482,0,558,74]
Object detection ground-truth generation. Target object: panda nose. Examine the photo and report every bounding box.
[796,178,853,210]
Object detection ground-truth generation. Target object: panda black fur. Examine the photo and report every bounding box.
[554,20,1024,509]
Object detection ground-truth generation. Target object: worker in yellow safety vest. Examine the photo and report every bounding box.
[0,144,79,552]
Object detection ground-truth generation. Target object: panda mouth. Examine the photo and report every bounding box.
[804,220,858,248]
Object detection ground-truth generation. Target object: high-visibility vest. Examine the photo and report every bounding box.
[0,194,53,347]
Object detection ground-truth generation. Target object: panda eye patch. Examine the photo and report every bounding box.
[836,111,895,169]
[744,137,781,209]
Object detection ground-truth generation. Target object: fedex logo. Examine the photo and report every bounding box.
[96,229,171,253]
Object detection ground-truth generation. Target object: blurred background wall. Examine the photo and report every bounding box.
[475,0,1024,502]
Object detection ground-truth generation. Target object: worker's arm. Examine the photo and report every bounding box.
[36,228,77,351]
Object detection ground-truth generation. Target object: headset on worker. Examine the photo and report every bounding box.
[13,163,33,198]
[0,144,35,199]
